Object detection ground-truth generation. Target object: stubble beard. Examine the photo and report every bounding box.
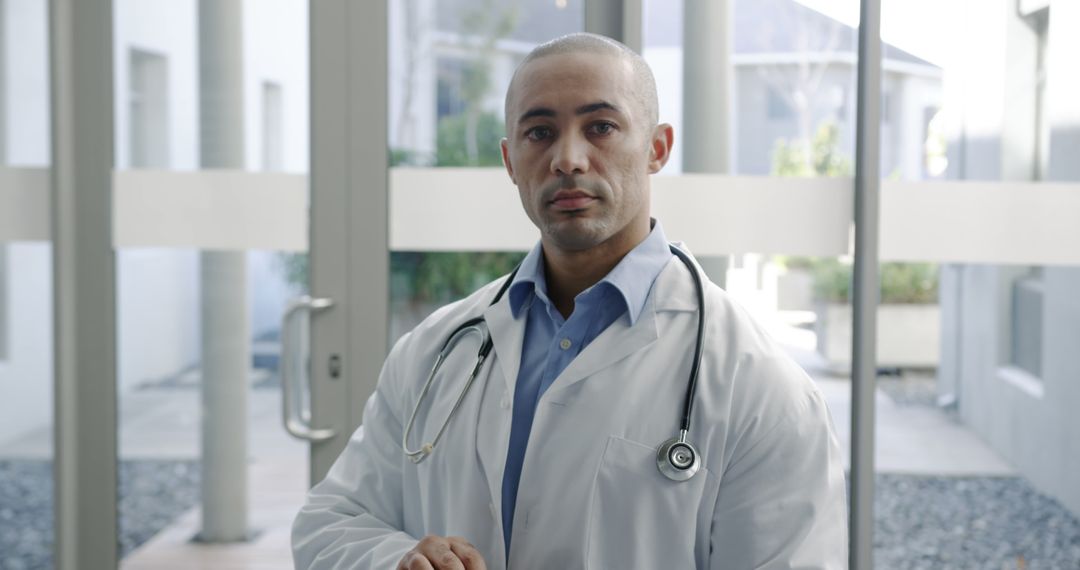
[542,212,616,253]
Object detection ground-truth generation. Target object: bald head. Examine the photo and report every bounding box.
[504,33,659,131]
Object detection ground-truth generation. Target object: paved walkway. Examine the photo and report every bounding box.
[772,321,1014,476]
[120,387,306,570]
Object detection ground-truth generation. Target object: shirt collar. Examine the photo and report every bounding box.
[508,220,672,325]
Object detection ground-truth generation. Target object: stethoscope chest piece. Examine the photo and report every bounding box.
[656,430,700,482]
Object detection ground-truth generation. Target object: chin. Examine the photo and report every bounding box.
[543,218,613,252]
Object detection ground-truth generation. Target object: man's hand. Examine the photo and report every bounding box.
[397,535,488,570]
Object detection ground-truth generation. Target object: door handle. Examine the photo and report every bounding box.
[281,295,337,442]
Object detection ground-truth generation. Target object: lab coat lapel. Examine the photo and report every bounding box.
[473,296,524,521]
[483,296,523,398]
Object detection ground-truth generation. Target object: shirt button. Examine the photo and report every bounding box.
[559,338,572,350]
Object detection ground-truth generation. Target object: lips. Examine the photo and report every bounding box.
[550,189,597,210]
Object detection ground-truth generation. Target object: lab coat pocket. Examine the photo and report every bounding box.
[586,435,709,570]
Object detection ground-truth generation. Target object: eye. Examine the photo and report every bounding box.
[588,121,617,136]
[524,126,553,142]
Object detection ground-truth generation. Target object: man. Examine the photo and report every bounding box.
[293,33,848,570]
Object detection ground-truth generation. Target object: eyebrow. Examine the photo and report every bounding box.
[517,101,622,124]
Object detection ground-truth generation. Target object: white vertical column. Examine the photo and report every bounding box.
[682,0,732,287]
[682,0,730,174]
[585,0,642,52]
[49,0,118,568]
[1046,0,1080,182]
[197,0,249,542]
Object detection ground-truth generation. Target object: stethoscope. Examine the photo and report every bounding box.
[402,244,706,482]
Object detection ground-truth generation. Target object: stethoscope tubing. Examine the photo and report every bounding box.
[402,271,518,463]
[669,245,706,434]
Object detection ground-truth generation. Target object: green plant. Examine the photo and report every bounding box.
[390,147,434,167]
[393,251,525,304]
[435,112,505,167]
[278,251,308,293]
[809,259,939,304]
[771,122,852,177]
[775,255,815,271]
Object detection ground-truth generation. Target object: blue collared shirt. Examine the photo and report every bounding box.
[500,221,673,551]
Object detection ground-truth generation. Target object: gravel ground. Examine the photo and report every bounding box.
[0,459,199,570]
[875,474,1080,569]
[3,460,1079,569]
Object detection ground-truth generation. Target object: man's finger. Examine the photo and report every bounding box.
[448,537,487,570]
[419,540,466,570]
[399,551,435,570]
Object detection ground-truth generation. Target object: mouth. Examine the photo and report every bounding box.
[549,189,598,211]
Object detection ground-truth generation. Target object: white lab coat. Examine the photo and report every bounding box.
[292,250,848,570]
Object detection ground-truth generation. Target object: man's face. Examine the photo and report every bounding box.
[501,52,672,254]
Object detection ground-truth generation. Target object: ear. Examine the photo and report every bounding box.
[501,138,517,184]
[647,123,675,174]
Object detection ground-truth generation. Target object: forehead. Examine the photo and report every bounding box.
[507,52,636,118]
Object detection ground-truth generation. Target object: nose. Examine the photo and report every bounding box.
[550,132,589,176]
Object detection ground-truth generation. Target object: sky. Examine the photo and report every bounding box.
[794,0,961,67]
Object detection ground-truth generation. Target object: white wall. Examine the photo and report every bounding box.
[0,0,52,448]
[244,0,309,174]
[113,0,201,394]
[0,243,52,448]
[941,0,1080,518]
[114,0,199,171]
[4,0,49,167]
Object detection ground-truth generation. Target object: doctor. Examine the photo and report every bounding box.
[293,33,848,570]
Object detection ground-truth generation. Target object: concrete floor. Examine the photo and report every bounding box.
[775,321,1014,476]
[119,386,307,570]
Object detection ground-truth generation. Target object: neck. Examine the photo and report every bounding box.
[542,220,650,319]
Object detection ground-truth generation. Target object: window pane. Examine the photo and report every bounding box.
[113,0,311,564]
[389,0,583,168]
[0,0,54,568]
[388,0,583,334]
[877,1,1080,568]
[643,0,861,178]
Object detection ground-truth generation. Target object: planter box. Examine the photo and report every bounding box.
[815,302,940,373]
[777,268,814,311]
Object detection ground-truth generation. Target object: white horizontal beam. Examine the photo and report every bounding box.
[3,167,1078,265]
[389,168,538,251]
[112,169,307,251]
[392,169,1080,266]
[390,169,853,256]
[880,180,1080,265]
[651,174,853,257]
[0,167,51,242]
